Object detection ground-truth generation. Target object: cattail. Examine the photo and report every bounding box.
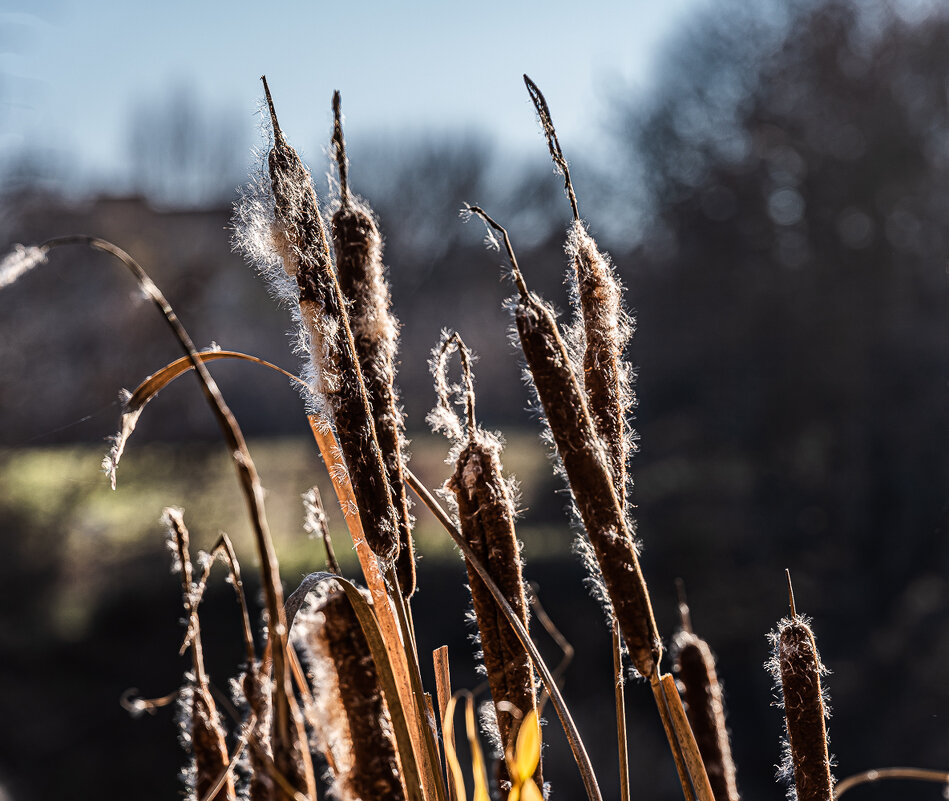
[428,331,540,790]
[673,591,740,801]
[525,75,632,506]
[239,665,275,801]
[468,206,661,681]
[295,584,406,801]
[162,508,235,801]
[261,76,398,563]
[768,574,833,801]
[330,92,416,597]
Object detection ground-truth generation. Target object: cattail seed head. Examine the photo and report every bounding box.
[295,585,406,801]
[235,664,274,801]
[331,96,415,595]
[768,615,833,801]
[467,206,661,680]
[260,78,398,563]
[673,629,740,801]
[567,221,633,506]
[430,330,540,790]
[514,292,660,679]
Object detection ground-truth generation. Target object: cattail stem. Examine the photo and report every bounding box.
[613,621,631,801]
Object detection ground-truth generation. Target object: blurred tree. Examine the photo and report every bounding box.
[127,85,249,207]
[624,0,949,646]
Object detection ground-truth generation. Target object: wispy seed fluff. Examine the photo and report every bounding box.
[0,244,47,289]
[331,92,416,597]
[767,614,833,801]
[248,78,398,563]
[428,330,540,791]
[293,584,406,801]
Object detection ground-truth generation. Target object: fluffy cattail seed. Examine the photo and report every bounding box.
[331,92,416,597]
[768,574,833,801]
[262,77,398,563]
[429,331,540,790]
[295,584,406,801]
[468,206,661,681]
[673,591,740,801]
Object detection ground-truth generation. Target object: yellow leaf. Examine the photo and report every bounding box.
[512,710,541,784]
[442,695,467,801]
[466,695,491,801]
[520,779,544,801]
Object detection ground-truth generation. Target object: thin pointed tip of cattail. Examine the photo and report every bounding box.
[331,90,349,205]
[260,75,281,136]
[786,569,797,617]
[675,578,693,634]
[522,74,580,221]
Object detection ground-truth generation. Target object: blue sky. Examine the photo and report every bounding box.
[1,0,699,192]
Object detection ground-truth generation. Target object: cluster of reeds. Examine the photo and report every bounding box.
[4,74,949,801]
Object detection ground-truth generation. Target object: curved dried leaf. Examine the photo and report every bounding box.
[105,350,301,487]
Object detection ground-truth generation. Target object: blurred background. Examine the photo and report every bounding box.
[3,0,949,799]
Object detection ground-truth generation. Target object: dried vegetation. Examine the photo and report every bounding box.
[3,74,947,801]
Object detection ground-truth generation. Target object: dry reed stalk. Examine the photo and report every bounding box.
[524,76,632,505]
[295,585,406,801]
[673,593,740,801]
[13,236,315,801]
[432,647,459,801]
[769,575,833,801]
[309,417,442,801]
[162,508,235,801]
[262,77,398,563]
[466,206,661,681]
[429,332,539,791]
[331,92,416,597]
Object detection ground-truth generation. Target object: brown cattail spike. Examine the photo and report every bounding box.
[296,585,406,801]
[263,78,399,564]
[468,206,661,681]
[524,78,632,506]
[769,581,833,801]
[430,331,540,791]
[673,593,740,801]
[569,222,630,504]
[331,92,416,596]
